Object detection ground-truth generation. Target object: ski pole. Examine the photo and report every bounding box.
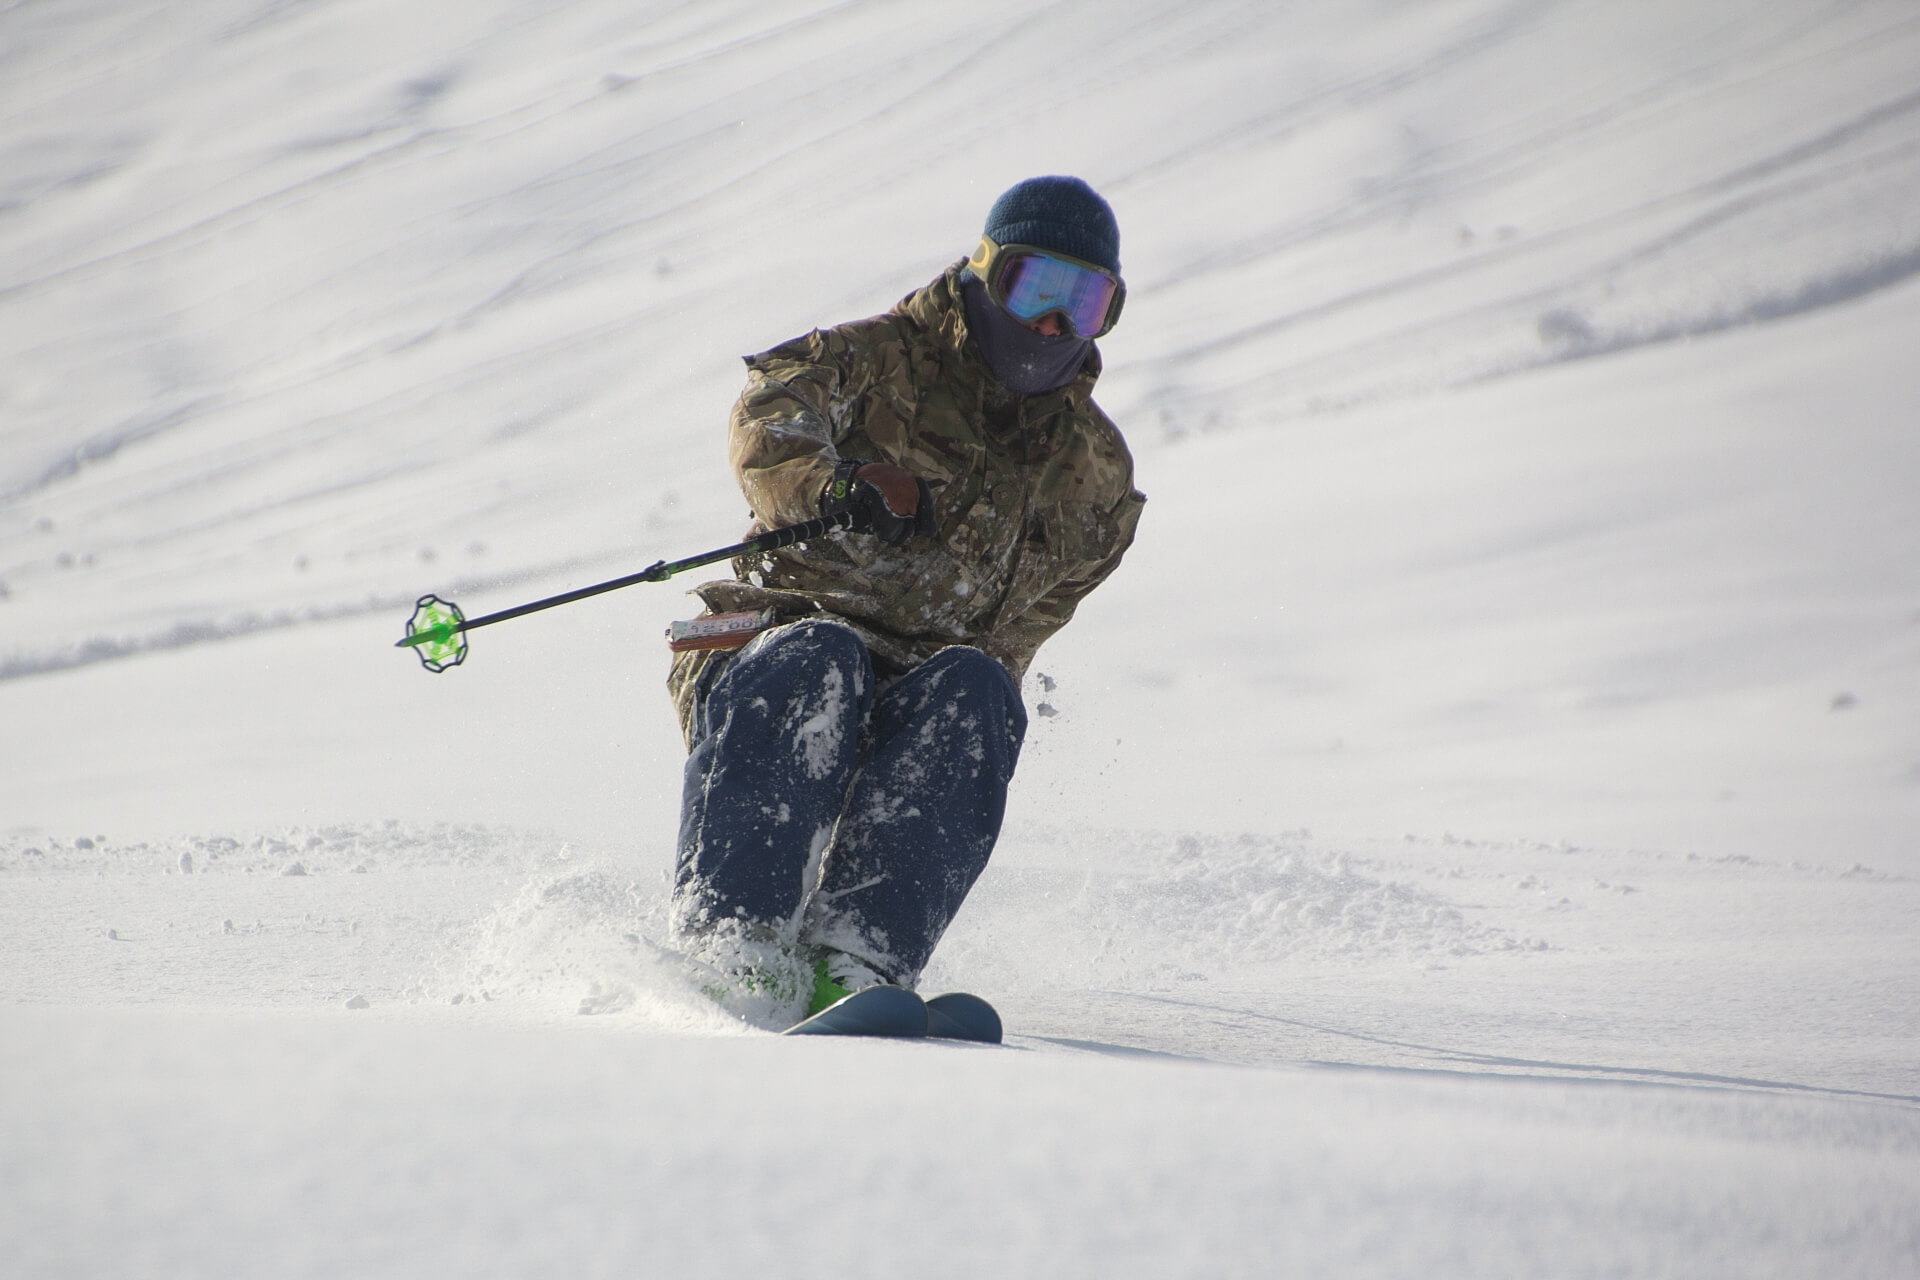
[395,509,861,671]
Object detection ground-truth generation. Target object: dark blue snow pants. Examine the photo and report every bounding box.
[674,618,1026,983]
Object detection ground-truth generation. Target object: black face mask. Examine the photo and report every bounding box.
[961,275,1093,396]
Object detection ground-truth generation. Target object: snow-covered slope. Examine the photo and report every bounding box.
[4,1,1918,1274]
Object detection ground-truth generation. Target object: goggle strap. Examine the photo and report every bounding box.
[967,235,998,279]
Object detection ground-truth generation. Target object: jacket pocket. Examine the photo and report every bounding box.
[1033,500,1120,572]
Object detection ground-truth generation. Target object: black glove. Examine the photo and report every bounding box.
[823,459,937,547]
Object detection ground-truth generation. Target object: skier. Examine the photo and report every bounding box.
[667,176,1145,1021]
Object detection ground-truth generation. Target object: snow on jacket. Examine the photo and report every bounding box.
[667,262,1146,744]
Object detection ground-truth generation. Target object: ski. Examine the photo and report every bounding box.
[780,986,1003,1042]
[783,985,927,1038]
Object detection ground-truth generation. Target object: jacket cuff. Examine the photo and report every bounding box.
[819,458,870,515]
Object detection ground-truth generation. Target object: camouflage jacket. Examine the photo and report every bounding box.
[667,262,1145,743]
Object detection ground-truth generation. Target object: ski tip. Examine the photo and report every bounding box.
[923,992,1002,1043]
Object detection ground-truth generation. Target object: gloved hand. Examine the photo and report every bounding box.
[823,460,938,547]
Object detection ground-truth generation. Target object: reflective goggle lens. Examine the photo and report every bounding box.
[998,251,1120,337]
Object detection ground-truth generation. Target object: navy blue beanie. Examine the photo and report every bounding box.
[982,176,1120,274]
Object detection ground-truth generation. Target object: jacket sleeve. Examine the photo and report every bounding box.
[727,326,872,529]
[980,485,1146,685]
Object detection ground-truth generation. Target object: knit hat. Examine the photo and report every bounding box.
[982,176,1120,274]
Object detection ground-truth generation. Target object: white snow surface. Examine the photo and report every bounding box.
[4,1,1919,1275]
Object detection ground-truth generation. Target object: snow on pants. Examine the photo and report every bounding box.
[674,617,1026,983]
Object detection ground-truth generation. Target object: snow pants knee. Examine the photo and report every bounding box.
[674,617,1026,984]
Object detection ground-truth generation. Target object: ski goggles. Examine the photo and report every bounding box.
[967,235,1126,339]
